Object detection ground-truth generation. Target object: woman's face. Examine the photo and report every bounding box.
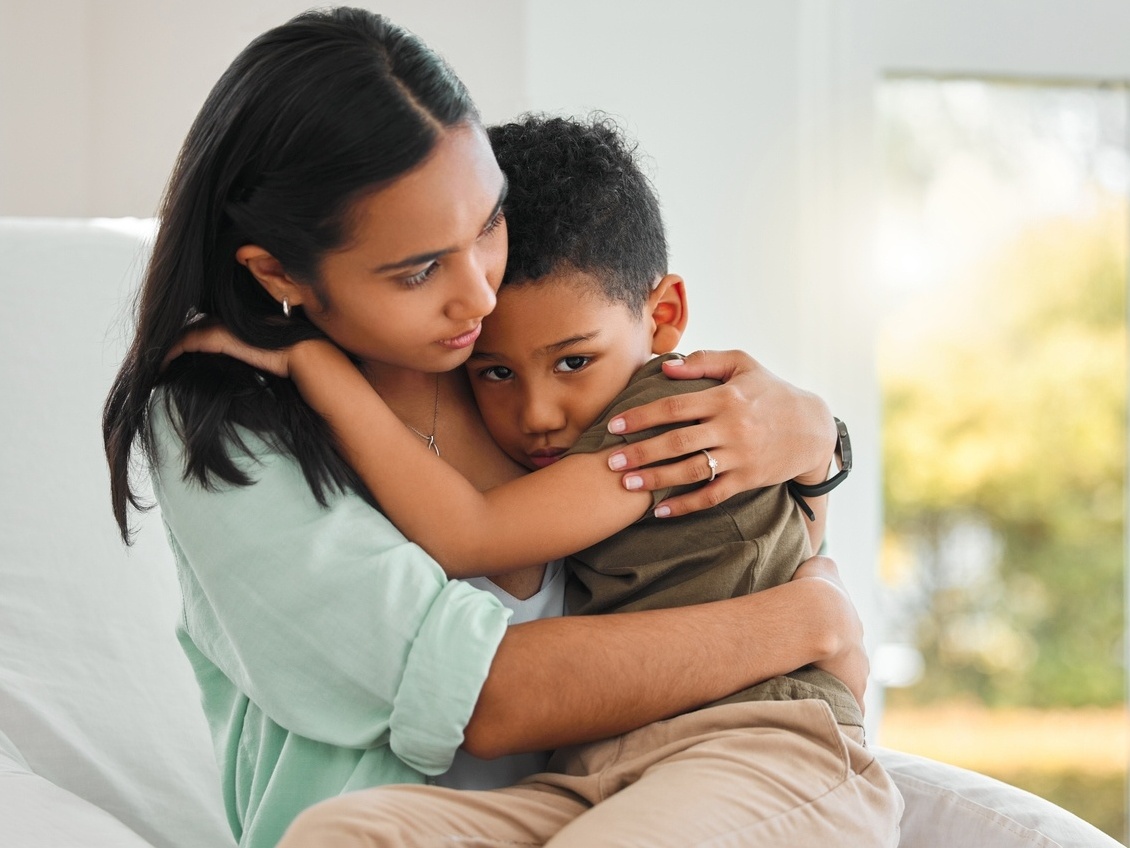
[296,122,508,374]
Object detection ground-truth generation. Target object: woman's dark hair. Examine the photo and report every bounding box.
[103,7,478,542]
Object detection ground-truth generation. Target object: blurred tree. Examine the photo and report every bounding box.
[881,202,1126,707]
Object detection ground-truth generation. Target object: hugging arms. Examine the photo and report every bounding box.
[106,9,869,846]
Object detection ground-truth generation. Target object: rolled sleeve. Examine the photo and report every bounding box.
[390,578,510,773]
[149,398,511,774]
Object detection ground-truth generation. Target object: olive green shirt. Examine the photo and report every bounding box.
[564,355,861,727]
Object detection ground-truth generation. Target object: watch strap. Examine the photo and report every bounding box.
[787,418,852,500]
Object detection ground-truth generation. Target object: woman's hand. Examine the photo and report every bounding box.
[162,320,295,377]
[790,555,869,711]
[605,350,838,517]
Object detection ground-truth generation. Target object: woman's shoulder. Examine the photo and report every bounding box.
[149,354,366,510]
[148,382,300,514]
[148,367,279,487]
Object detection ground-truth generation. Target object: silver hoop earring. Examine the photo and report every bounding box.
[282,297,291,319]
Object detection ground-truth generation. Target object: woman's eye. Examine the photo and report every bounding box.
[480,365,513,382]
[555,355,591,373]
[403,262,439,287]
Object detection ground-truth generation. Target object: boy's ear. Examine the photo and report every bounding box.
[235,244,317,312]
[647,273,689,354]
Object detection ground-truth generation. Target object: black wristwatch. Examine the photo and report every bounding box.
[788,417,852,500]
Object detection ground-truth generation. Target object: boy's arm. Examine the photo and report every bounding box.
[290,341,651,576]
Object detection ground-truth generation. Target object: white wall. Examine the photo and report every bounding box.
[0,0,527,217]
[871,0,1130,79]
[0,2,93,215]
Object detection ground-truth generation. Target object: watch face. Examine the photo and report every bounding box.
[834,418,852,472]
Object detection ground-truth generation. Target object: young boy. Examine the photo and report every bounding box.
[475,114,855,692]
[413,114,902,845]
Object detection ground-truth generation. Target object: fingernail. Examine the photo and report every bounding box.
[608,417,626,434]
[608,452,627,470]
[654,505,672,518]
[665,358,685,367]
[624,475,643,490]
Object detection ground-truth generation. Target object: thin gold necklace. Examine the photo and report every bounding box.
[405,375,441,456]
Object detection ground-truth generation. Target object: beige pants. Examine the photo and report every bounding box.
[278,700,904,847]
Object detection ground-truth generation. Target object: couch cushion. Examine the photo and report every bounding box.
[876,747,1123,848]
[0,730,153,848]
[0,218,234,848]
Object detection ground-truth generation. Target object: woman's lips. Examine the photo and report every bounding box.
[439,324,482,350]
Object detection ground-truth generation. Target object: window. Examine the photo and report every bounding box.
[876,77,1128,840]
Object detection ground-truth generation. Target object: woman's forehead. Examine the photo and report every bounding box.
[343,123,504,262]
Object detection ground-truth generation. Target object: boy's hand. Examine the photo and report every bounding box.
[163,320,295,377]
[603,350,837,517]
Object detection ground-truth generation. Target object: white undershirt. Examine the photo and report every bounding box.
[431,560,567,790]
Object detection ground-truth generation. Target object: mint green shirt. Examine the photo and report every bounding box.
[148,396,512,848]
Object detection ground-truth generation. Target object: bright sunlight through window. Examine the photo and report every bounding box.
[875,77,1129,842]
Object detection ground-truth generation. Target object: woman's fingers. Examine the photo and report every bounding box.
[657,349,754,382]
[610,407,723,472]
[613,436,751,518]
[608,357,751,439]
[651,480,734,518]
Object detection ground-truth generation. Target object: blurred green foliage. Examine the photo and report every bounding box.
[985,768,1126,843]
[881,205,1127,707]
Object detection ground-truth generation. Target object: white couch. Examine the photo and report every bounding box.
[0,217,1120,848]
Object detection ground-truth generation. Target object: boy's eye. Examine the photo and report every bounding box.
[479,365,514,382]
[555,355,591,374]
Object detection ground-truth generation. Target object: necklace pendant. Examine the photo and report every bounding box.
[425,435,440,457]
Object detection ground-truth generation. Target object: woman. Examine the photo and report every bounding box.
[103,8,863,848]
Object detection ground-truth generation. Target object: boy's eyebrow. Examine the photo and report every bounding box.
[466,350,498,362]
[543,331,601,354]
[374,177,508,273]
[468,330,603,362]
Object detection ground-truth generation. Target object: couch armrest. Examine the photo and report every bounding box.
[876,747,1122,848]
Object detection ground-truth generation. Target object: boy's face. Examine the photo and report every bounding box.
[467,269,655,471]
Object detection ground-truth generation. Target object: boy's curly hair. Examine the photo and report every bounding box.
[487,114,667,314]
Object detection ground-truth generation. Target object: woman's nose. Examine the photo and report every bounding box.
[447,255,498,321]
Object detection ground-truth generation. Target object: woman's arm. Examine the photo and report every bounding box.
[156,392,864,761]
[465,556,865,757]
[600,350,839,553]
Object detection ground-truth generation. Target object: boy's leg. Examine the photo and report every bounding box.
[276,700,903,848]
[540,699,903,848]
[276,781,587,848]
